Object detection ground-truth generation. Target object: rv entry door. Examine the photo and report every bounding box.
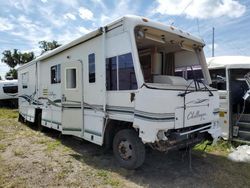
[61,60,83,137]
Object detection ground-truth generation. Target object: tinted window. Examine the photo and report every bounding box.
[88,53,95,83]
[106,57,117,90]
[66,68,76,89]
[51,64,61,84]
[118,53,137,90]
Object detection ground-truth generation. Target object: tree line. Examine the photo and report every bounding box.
[0,40,61,80]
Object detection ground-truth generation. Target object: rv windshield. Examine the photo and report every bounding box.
[134,26,207,86]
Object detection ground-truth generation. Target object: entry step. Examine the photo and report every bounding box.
[237,121,250,132]
[238,130,250,141]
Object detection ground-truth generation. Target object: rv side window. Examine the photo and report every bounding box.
[22,72,29,89]
[66,68,77,89]
[51,64,61,84]
[106,56,117,90]
[118,53,137,90]
[88,53,95,83]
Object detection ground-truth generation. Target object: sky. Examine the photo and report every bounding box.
[0,0,250,79]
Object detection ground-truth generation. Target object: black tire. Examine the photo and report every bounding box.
[113,129,145,169]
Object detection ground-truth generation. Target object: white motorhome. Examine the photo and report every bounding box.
[207,56,250,143]
[0,79,18,107]
[18,15,220,169]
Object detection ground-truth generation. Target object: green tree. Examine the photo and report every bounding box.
[1,49,20,68]
[20,51,35,64]
[5,69,17,79]
[1,49,35,68]
[0,75,2,80]
[39,40,61,54]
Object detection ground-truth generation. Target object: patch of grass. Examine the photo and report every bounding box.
[33,138,50,145]
[194,139,232,155]
[0,129,6,140]
[57,168,70,179]
[0,143,7,152]
[97,169,108,178]
[46,140,61,153]
[13,148,25,157]
[96,170,121,187]
[0,108,18,119]
[62,146,72,153]
[105,177,121,187]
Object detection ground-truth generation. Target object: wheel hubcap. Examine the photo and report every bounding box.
[118,140,133,160]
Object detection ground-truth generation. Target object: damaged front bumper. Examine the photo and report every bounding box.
[150,122,222,152]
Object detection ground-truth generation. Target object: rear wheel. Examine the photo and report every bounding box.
[113,129,145,169]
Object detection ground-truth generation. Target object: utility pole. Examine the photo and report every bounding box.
[212,27,215,57]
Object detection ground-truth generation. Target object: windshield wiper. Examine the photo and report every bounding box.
[178,80,196,97]
[197,79,214,96]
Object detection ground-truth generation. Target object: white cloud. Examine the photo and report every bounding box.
[38,6,66,27]
[8,15,54,48]
[40,0,48,3]
[153,0,246,19]
[0,17,14,31]
[77,26,92,34]
[78,7,94,20]
[8,0,33,13]
[59,0,79,8]
[90,0,107,10]
[98,0,140,25]
[64,13,76,20]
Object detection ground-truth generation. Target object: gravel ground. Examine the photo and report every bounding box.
[0,109,250,188]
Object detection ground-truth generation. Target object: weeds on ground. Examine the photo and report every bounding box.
[96,170,121,187]
[0,129,5,140]
[194,139,232,155]
[13,148,26,157]
[0,108,18,119]
[46,140,61,153]
[0,143,7,152]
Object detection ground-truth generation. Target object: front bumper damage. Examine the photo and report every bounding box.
[150,122,221,152]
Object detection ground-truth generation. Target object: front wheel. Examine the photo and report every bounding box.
[113,129,145,169]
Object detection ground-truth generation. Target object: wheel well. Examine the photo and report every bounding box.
[34,108,42,126]
[103,119,135,150]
